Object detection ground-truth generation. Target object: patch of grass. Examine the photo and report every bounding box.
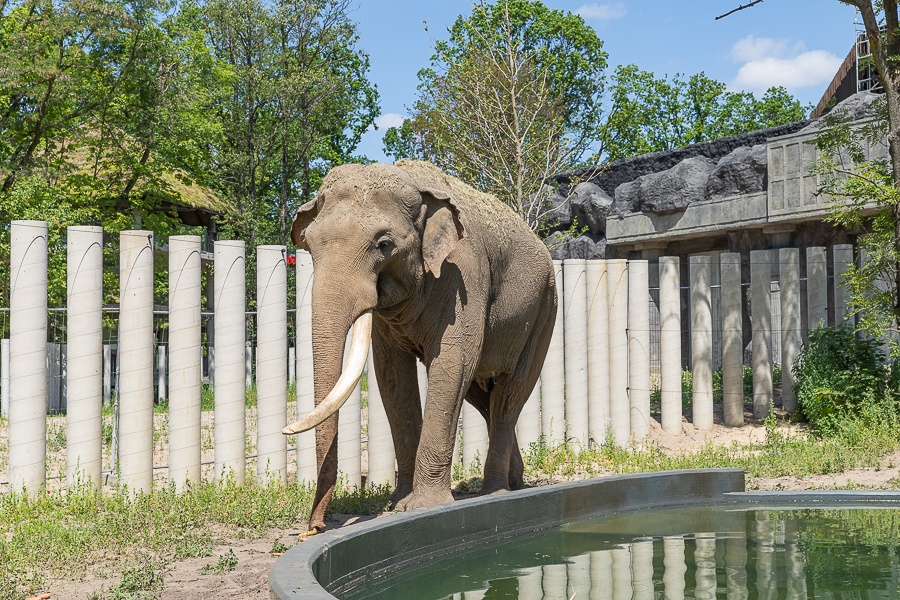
[201,384,215,411]
[329,482,392,515]
[270,538,289,554]
[199,549,237,575]
[101,562,165,599]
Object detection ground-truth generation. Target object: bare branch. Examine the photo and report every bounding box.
[714,0,763,20]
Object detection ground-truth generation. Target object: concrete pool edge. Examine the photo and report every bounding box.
[269,469,745,599]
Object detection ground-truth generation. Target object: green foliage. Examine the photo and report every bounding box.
[101,562,165,599]
[199,549,237,575]
[598,67,809,161]
[793,323,898,434]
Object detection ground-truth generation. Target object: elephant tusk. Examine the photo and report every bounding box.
[282,310,372,435]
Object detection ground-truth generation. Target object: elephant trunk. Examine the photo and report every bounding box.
[282,310,371,435]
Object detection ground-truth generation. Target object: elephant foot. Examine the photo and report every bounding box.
[389,483,414,510]
[508,455,525,490]
[480,477,512,496]
[393,488,454,512]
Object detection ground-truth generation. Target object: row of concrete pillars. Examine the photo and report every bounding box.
[0,219,855,495]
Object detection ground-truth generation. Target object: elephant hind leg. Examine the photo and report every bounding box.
[465,379,526,491]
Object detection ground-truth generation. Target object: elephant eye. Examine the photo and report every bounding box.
[376,236,393,252]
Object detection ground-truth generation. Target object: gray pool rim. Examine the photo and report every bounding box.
[268,469,900,600]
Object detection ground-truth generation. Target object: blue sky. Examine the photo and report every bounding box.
[350,1,859,162]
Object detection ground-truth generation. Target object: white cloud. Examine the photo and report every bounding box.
[374,113,406,130]
[575,3,626,22]
[728,35,842,93]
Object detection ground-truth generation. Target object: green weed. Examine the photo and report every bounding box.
[199,549,237,575]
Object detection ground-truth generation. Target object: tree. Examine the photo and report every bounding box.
[384,0,607,229]
[598,66,809,161]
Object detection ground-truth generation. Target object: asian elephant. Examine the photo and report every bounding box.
[283,160,557,532]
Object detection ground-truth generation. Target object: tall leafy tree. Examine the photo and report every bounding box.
[385,0,607,229]
[598,66,809,161]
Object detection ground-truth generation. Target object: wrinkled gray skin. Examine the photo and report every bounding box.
[292,160,557,532]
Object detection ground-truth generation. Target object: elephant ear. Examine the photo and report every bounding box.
[291,197,320,251]
[421,187,466,278]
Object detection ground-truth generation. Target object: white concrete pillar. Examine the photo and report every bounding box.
[542,564,568,600]
[806,246,827,332]
[754,513,776,598]
[338,335,362,488]
[780,248,801,413]
[118,229,155,493]
[590,551,614,599]
[694,533,718,599]
[659,257,682,435]
[462,400,487,472]
[1,338,9,418]
[287,347,296,385]
[784,516,808,599]
[417,360,428,414]
[690,256,713,431]
[102,344,112,405]
[663,537,686,600]
[586,260,610,443]
[540,260,565,445]
[214,240,246,484]
[725,533,748,599]
[66,225,104,489]
[516,377,541,455]
[567,552,591,600]
[833,243,854,322]
[517,566,544,600]
[156,345,167,402]
[631,539,654,600]
[751,250,773,420]
[607,259,630,445]
[611,545,633,600]
[294,250,316,482]
[563,259,589,447]
[366,351,395,487]
[167,235,202,491]
[9,220,48,494]
[245,341,253,390]
[721,253,744,427]
[256,245,287,483]
[628,260,651,440]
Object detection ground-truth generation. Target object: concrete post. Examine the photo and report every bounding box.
[567,553,591,599]
[417,360,428,414]
[214,240,246,484]
[611,546,633,598]
[245,342,253,390]
[102,344,112,405]
[517,566,543,600]
[462,400,487,472]
[542,564,568,599]
[9,221,48,494]
[721,253,744,427]
[690,256,713,431]
[156,345,167,402]
[751,249,773,419]
[516,378,541,455]
[589,551,614,599]
[663,537,687,599]
[659,257,682,435]
[607,259,630,445]
[833,244,854,322]
[366,351,395,487]
[780,248,801,413]
[695,534,718,598]
[540,260,565,445]
[287,347,295,385]
[338,335,362,488]
[118,230,155,493]
[628,260,651,440]
[806,246,827,332]
[294,250,316,482]
[563,259,589,447]
[256,245,287,483]
[725,534,748,600]
[168,235,202,491]
[66,225,104,489]
[1,339,9,418]
[632,540,654,600]
[586,260,609,442]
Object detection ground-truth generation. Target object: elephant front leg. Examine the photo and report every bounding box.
[394,356,474,512]
[371,328,423,509]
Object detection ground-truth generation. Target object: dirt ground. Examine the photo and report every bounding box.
[28,411,900,600]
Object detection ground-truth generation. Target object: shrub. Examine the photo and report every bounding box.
[793,324,896,434]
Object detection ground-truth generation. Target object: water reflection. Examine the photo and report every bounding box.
[342,508,900,600]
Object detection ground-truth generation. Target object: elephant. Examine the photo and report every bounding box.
[283,159,557,532]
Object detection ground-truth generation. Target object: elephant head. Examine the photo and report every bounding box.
[283,163,466,529]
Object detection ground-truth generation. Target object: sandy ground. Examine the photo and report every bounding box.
[7,407,900,599]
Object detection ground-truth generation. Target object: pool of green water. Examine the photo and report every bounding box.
[341,506,900,599]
